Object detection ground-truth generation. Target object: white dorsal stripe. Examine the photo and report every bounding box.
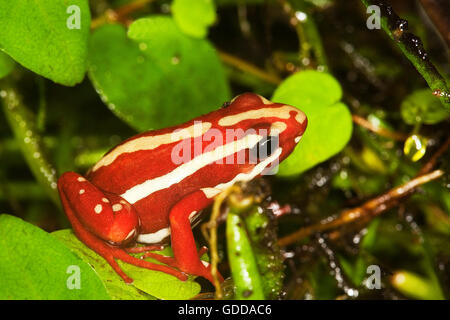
[137,210,197,244]
[92,122,212,172]
[121,134,264,204]
[257,94,272,104]
[201,147,282,198]
[137,227,170,244]
[218,106,306,127]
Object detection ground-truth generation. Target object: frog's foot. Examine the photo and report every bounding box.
[64,223,188,283]
[125,245,165,253]
[141,246,209,265]
[111,248,188,283]
[140,246,222,283]
[179,261,224,285]
[58,172,188,283]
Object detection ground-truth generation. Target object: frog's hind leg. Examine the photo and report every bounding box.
[125,245,165,253]
[58,172,188,283]
[140,246,208,263]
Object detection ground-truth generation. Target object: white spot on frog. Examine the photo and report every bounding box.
[112,204,123,212]
[94,204,102,214]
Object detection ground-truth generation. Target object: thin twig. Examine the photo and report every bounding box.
[278,169,444,246]
[91,0,156,29]
[218,50,282,85]
[352,114,408,141]
[278,0,328,70]
[360,0,450,110]
[201,186,240,299]
[417,136,450,176]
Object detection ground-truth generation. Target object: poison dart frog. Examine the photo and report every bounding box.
[58,93,307,284]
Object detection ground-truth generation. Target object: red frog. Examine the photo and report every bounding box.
[58,93,307,284]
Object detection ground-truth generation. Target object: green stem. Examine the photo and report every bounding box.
[226,209,265,300]
[243,205,285,299]
[0,81,60,207]
[283,0,329,70]
[36,76,46,132]
[360,0,450,110]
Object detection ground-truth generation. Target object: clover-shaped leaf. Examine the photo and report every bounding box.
[88,16,230,131]
[172,0,217,38]
[272,70,353,176]
[400,88,448,125]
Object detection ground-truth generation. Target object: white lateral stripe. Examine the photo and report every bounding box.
[92,122,212,172]
[121,134,263,204]
[137,227,170,244]
[201,147,282,198]
[218,106,305,126]
[270,121,287,134]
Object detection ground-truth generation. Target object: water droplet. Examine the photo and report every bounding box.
[139,42,148,51]
[404,134,427,162]
[295,11,307,22]
[171,56,180,65]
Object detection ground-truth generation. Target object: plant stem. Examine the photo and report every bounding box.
[218,50,282,85]
[278,169,444,246]
[91,0,156,29]
[352,114,408,141]
[279,0,329,70]
[0,81,60,207]
[360,0,450,110]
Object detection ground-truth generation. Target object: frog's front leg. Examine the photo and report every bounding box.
[58,172,188,283]
[143,191,224,284]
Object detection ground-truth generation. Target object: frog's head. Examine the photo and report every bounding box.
[214,92,307,174]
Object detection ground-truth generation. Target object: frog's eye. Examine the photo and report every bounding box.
[221,101,231,109]
[250,135,279,161]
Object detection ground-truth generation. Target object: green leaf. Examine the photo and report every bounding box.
[400,88,448,125]
[272,70,352,176]
[226,210,265,300]
[53,229,201,300]
[0,51,14,79]
[52,230,154,300]
[392,270,444,300]
[0,1,90,86]
[0,214,109,299]
[88,16,230,131]
[172,0,217,38]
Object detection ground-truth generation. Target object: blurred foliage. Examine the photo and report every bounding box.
[0,0,449,300]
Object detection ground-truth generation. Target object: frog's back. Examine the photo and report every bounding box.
[86,112,254,234]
